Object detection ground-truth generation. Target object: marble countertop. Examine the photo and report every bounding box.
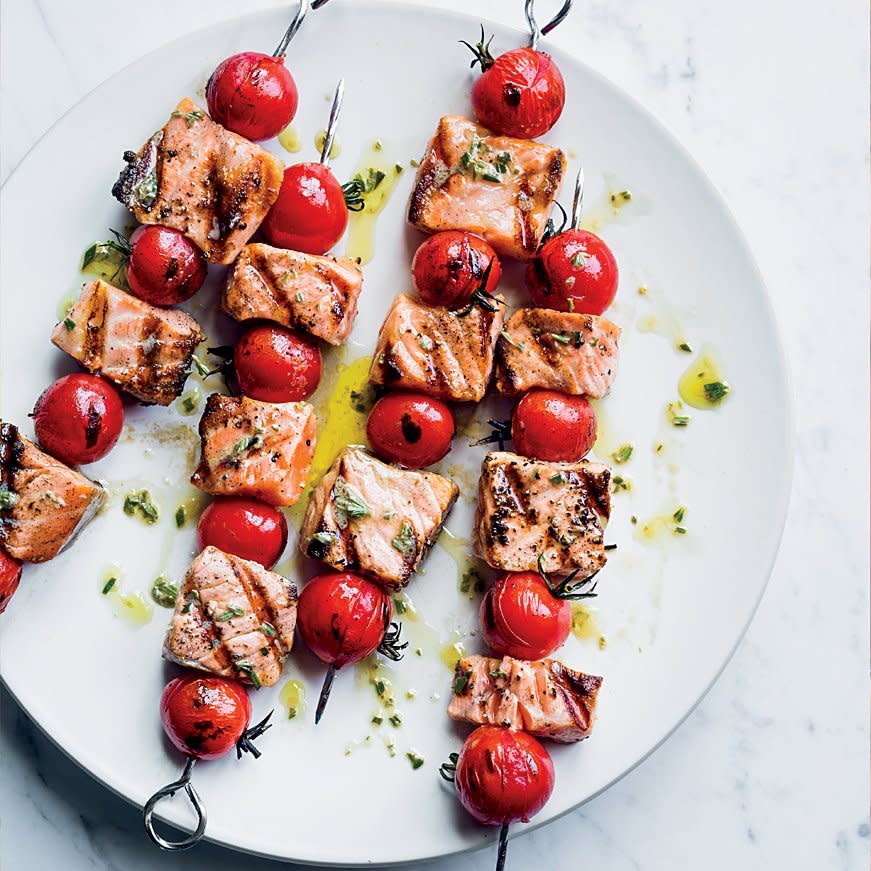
[1,0,868,868]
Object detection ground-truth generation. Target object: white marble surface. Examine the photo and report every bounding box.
[1,0,868,868]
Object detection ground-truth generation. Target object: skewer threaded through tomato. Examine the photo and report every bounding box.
[511,390,597,462]
[234,324,322,403]
[366,393,455,468]
[197,497,288,568]
[127,225,207,306]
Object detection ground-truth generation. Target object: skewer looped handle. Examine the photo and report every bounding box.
[319,79,345,168]
[525,0,573,50]
[143,757,207,851]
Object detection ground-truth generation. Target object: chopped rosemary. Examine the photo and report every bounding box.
[550,332,571,344]
[174,506,186,527]
[703,381,731,403]
[151,575,179,608]
[453,670,471,694]
[673,506,686,523]
[571,250,588,269]
[406,750,425,770]
[389,713,402,727]
[0,486,19,510]
[63,317,76,331]
[332,476,371,528]
[550,472,566,484]
[261,621,277,637]
[170,108,205,127]
[311,531,336,546]
[674,526,687,535]
[500,330,524,350]
[181,589,199,614]
[295,291,305,302]
[342,168,386,211]
[371,715,384,726]
[454,135,511,183]
[392,521,416,556]
[222,428,266,466]
[218,606,245,621]
[101,577,117,595]
[611,444,634,464]
[123,490,159,524]
[678,342,693,353]
[235,660,262,689]
[180,390,199,414]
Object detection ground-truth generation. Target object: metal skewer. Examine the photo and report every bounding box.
[143,757,207,851]
[525,0,573,50]
[319,78,345,167]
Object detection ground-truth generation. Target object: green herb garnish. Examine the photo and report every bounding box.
[235,660,262,689]
[550,472,566,484]
[703,381,730,403]
[171,108,205,127]
[453,670,471,694]
[500,330,524,350]
[0,485,19,511]
[311,531,336,546]
[391,521,416,556]
[611,444,633,464]
[342,168,386,211]
[101,577,117,595]
[678,342,693,353]
[63,317,76,331]
[261,621,277,637]
[332,476,371,528]
[181,589,199,614]
[218,606,245,621]
[550,332,571,344]
[406,750,425,770]
[571,250,588,269]
[174,506,186,527]
[222,428,266,466]
[389,713,402,727]
[151,575,179,608]
[673,506,686,523]
[123,490,159,524]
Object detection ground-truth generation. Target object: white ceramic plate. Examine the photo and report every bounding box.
[0,1,792,865]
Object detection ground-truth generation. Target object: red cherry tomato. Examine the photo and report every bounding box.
[233,324,321,402]
[32,373,124,466]
[262,163,348,254]
[127,225,207,306]
[160,673,251,761]
[469,41,565,138]
[0,549,22,615]
[511,390,597,462]
[454,726,555,826]
[206,51,298,141]
[197,497,288,568]
[480,572,570,660]
[526,229,618,315]
[366,393,455,468]
[297,572,391,670]
[411,231,501,308]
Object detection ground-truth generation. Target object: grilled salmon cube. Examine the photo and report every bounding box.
[0,422,104,563]
[474,451,610,577]
[408,115,566,261]
[50,279,202,406]
[368,293,505,402]
[495,308,621,398]
[222,243,364,346]
[191,394,315,507]
[448,654,603,743]
[163,546,298,688]
[300,446,459,587]
[112,98,284,265]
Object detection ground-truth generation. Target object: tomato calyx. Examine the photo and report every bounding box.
[460,25,497,72]
[376,620,408,661]
[455,259,504,317]
[471,418,512,450]
[536,552,600,601]
[439,750,460,782]
[235,709,274,760]
[341,167,386,212]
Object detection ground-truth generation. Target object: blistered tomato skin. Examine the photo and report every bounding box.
[160,674,251,760]
[411,231,501,308]
[234,324,322,402]
[32,373,124,466]
[526,229,618,316]
[366,392,455,468]
[206,52,299,141]
[480,572,571,660]
[511,390,597,462]
[127,225,207,306]
[197,497,288,568]
[0,550,23,615]
[297,572,392,669]
[454,726,555,825]
[262,163,348,255]
[471,48,565,139]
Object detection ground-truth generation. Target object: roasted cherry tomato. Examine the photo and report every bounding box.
[262,163,348,254]
[297,572,398,722]
[0,549,22,615]
[32,373,124,466]
[366,393,455,468]
[511,389,597,462]
[464,29,565,138]
[480,571,570,660]
[234,324,321,402]
[411,231,501,308]
[206,51,298,142]
[160,674,252,761]
[197,497,288,568]
[127,225,207,306]
[526,228,618,315]
[454,726,554,827]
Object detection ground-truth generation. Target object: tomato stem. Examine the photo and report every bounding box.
[236,709,274,760]
[495,823,510,871]
[314,663,337,724]
[459,25,496,72]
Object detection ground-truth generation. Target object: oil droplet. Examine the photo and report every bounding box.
[176,387,200,417]
[580,173,650,233]
[344,145,405,264]
[57,290,79,320]
[279,678,306,720]
[634,505,688,545]
[392,590,420,622]
[99,564,154,626]
[438,528,486,598]
[314,128,340,159]
[571,604,606,648]
[635,287,691,351]
[439,636,466,670]
[589,398,625,461]
[678,346,731,410]
[278,124,302,154]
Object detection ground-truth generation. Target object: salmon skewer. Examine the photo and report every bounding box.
[474,450,611,578]
[368,293,505,402]
[408,115,566,261]
[112,98,284,265]
[495,308,621,398]
[448,654,603,743]
[163,546,298,688]
[191,394,316,507]
[300,446,458,587]
[50,279,202,406]
[222,243,364,345]
[0,422,104,563]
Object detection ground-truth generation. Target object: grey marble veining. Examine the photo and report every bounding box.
[1,0,868,869]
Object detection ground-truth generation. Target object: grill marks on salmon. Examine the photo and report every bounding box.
[408,115,566,261]
[300,446,459,587]
[222,243,364,346]
[50,279,202,406]
[191,394,316,507]
[112,98,284,265]
[448,654,603,743]
[0,422,104,563]
[474,451,611,577]
[163,546,297,688]
[495,308,621,398]
[368,293,505,402]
